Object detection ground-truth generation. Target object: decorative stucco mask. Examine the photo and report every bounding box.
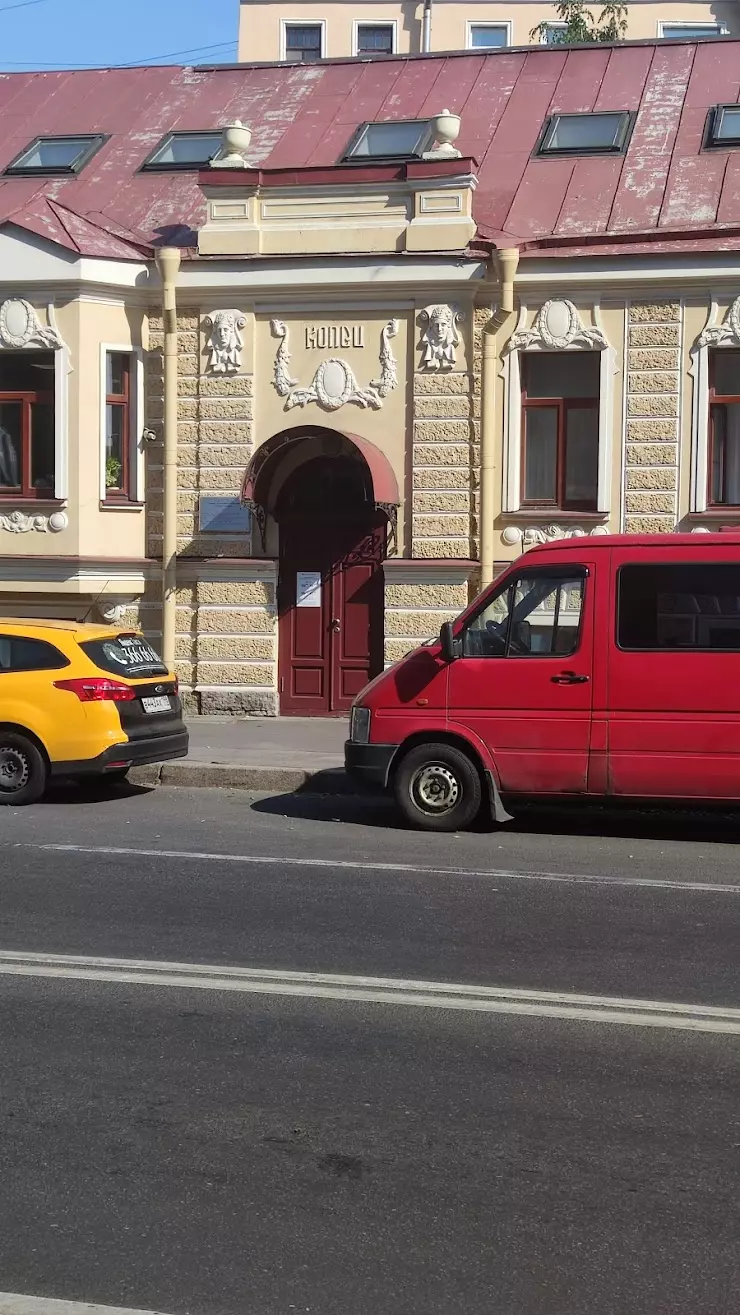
[420,304,463,370]
[204,310,247,374]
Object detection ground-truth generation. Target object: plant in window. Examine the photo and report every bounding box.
[106,455,122,489]
[531,1,627,43]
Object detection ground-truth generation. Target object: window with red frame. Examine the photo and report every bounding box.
[0,351,55,499]
[104,352,133,501]
[521,351,600,510]
[709,348,740,506]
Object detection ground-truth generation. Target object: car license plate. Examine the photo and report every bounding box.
[141,695,170,714]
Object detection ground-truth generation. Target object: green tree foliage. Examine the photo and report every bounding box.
[531,1,628,44]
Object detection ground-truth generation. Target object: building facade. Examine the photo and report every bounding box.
[2,41,740,713]
[237,0,739,61]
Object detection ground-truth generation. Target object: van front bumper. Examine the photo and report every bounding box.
[344,740,397,790]
[51,728,189,776]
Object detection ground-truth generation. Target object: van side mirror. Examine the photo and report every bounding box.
[440,621,461,662]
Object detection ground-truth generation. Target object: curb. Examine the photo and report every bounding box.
[129,761,356,794]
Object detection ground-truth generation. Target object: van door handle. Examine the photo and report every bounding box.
[551,671,589,684]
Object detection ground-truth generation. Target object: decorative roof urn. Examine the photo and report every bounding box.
[210,121,252,169]
[424,109,462,160]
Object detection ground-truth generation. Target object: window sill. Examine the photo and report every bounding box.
[0,496,66,507]
[506,510,608,522]
[100,500,145,512]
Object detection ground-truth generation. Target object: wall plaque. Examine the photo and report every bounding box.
[198,496,251,534]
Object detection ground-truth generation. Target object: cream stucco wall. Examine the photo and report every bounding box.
[238,0,739,61]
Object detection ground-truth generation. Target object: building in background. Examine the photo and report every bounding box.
[1,40,740,714]
[237,0,739,60]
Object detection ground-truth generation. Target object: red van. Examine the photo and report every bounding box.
[345,533,740,830]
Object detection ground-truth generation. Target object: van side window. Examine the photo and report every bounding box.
[0,636,69,672]
[462,571,585,658]
[618,563,740,650]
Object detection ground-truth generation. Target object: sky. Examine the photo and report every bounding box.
[0,0,238,71]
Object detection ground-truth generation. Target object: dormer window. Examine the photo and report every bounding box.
[141,131,224,172]
[343,119,433,161]
[536,111,634,158]
[4,134,107,177]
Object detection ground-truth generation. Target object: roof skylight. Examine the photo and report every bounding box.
[4,135,107,176]
[141,131,225,171]
[343,119,433,161]
[536,111,634,158]
[705,105,740,148]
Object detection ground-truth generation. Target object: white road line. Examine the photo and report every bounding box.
[1,949,740,1034]
[14,842,740,894]
[0,1295,170,1315]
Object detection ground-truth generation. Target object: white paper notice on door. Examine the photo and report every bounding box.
[296,571,322,608]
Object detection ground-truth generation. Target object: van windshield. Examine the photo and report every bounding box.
[80,633,168,678]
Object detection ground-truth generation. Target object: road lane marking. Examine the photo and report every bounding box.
[1,949,740,1034]
[0,1294,171,1315]
[14,842,740,894]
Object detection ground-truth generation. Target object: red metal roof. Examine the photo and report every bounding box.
[2,41,740,260]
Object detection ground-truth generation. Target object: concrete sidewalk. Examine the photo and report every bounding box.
[133,716,352,793]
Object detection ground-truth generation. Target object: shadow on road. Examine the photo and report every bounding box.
[43,779,154,806]
[251,789,740,845]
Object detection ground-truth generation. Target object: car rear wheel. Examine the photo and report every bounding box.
[394,741,482,832]
[0,732,48,806]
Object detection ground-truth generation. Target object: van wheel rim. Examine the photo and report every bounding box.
[0,747,30,793]
[410,763,460,814]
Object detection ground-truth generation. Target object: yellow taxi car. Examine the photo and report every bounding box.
[0,619,188,805]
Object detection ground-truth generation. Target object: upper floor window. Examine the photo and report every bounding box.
[343,118,432,161]
[658,21,727,38]
[283,23,324,61]
[467,22,509,48]
[4,134,106,177]
[141,131,223,171]
[356,23,395,54]
[0,351,55,499]
[536,111,634,157]
[521,352,600,510]
[103,352,134,503]
[539,21,568,43]
[705,105,740,149]
[709,349,740,506]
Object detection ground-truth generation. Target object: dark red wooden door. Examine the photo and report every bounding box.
[278,518,385,716]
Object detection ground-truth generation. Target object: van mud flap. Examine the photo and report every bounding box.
[486,771,514,824]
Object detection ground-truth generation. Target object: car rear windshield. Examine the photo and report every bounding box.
[80,634,168,677]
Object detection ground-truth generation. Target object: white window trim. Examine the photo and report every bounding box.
[280,18,326,61]
[54,344,70,501]
[657,20,728,37]
[465,20,512,49]
[539,20,567,44]
[502,300,616,515]
[352,18,397,56]
[99,344,144,507]
[690,293,740,513]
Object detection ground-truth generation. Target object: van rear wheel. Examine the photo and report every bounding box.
[0,732,48,806]
[395,742,482,832]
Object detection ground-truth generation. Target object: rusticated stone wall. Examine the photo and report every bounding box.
[623,301,681,534]
[412,369,477,561]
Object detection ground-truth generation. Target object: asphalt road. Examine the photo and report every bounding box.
[2,783,740,1313]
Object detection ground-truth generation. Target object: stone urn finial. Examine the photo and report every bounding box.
[423,109,462,160]
[210,120,252,169]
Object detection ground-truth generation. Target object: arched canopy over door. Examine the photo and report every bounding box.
[240,425,399,553]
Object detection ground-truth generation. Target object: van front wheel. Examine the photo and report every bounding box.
[395,742,482,832]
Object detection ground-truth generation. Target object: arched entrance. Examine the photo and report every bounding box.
[241,427,398,716]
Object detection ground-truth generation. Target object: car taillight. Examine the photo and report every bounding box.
[53,678,136,703]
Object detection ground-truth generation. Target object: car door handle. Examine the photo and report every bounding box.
[551,671,590,685]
